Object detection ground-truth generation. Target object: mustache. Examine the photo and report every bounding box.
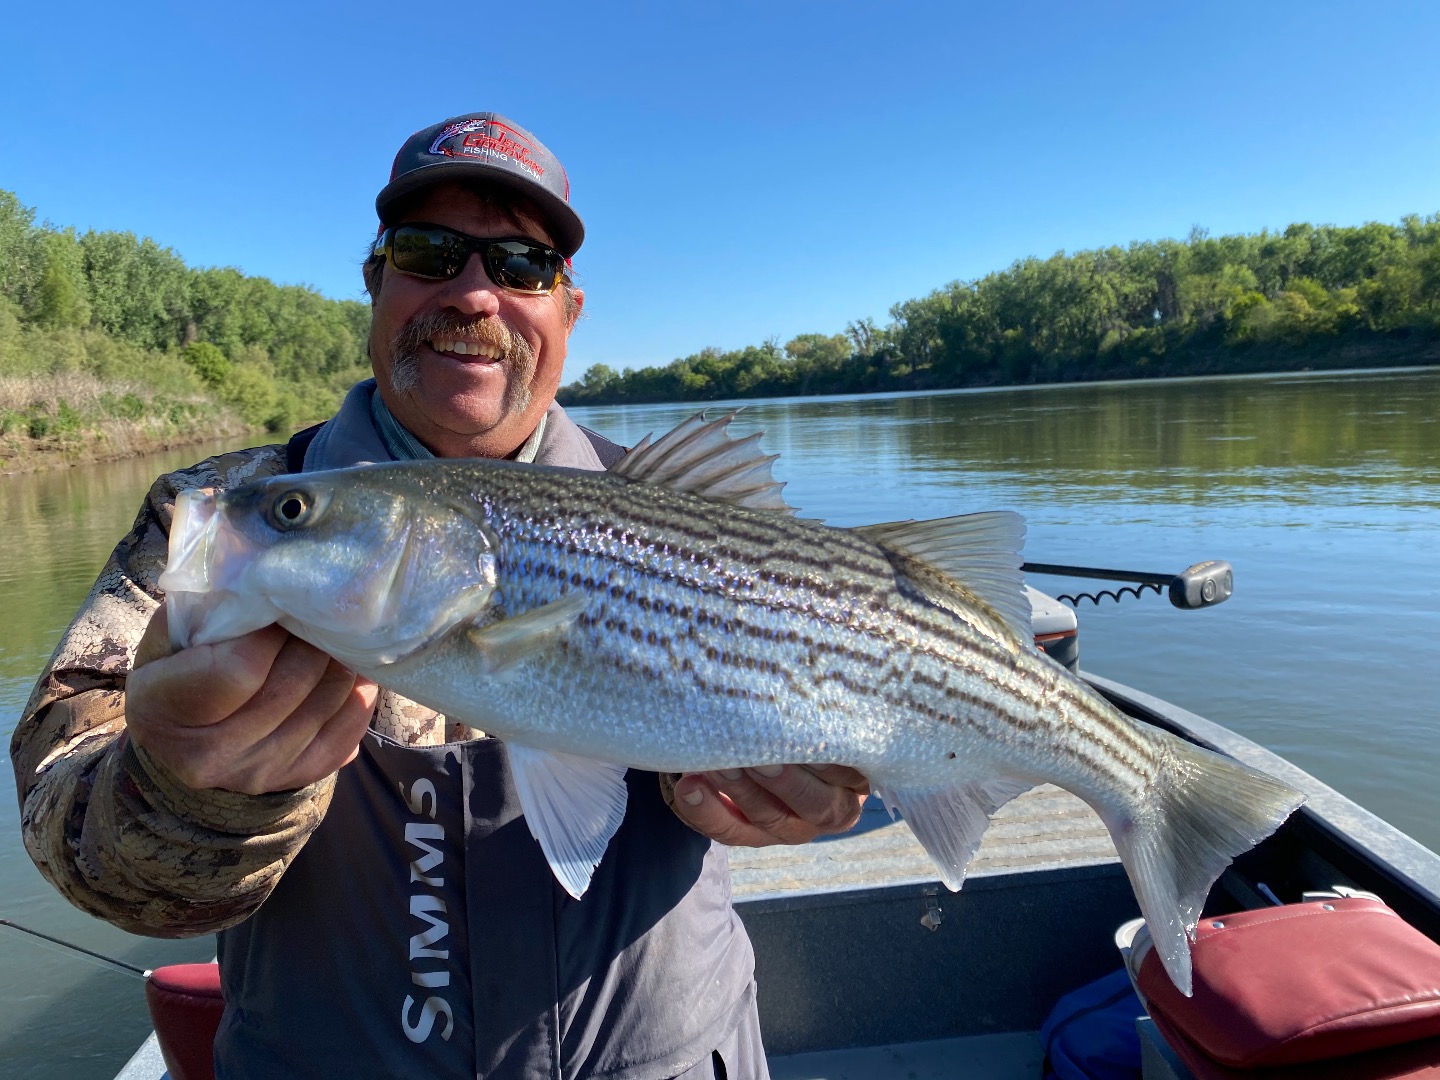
[389,310,537,413]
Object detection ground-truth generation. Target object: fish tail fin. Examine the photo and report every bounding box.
[1109,733,1304,997]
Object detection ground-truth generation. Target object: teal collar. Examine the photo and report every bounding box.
[369,390,548,463]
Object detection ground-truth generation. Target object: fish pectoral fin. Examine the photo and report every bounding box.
[464,593,589,675]
[855,512,1033,649]
[609,410,799,514]
[507,743,630,900]
[875,775,1034,891]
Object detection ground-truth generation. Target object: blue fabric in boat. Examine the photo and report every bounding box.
[1040,967,1144,1080]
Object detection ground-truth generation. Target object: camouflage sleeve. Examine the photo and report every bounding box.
[8,444,338,938]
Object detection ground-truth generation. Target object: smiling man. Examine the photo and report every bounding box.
[364,183,578,457]
[12,112,867,1079]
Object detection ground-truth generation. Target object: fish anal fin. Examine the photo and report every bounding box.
[609,410,799,514]
[855,511,1032,648]
[464,592,588,675]
[507,744,629,900]
[875,775,1034,891]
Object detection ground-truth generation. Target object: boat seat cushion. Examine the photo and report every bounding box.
[1138,898,1440,1072]
[145,962,223,1080]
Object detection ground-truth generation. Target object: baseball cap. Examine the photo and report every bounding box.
[376,112,584,257]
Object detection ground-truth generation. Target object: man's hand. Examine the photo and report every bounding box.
[126,606,378,795]
[670,764,869,847]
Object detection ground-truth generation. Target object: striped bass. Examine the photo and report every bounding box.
[160,413,1303,995]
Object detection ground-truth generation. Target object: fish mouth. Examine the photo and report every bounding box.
[160,488,283,649]
[160,488,221,594]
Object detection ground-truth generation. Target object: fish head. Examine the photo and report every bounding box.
[160,466,499,667]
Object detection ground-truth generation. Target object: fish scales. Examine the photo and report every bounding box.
[432,463,1160,797]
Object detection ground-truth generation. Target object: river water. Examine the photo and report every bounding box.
[2,367,1438,1077]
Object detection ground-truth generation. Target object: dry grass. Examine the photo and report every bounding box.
[0,371,218,413]
[0,371,253,474]
[0,371,157,411]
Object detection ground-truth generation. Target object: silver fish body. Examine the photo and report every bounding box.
[161,416,1303,996]
[370,465,1127,794]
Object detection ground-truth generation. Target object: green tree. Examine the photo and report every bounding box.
[182,341,232,386]
[219,362,281,427]
[573,363,620,401]
[0,191,40,307]
[80,229,192,349]
[32,230,92,330]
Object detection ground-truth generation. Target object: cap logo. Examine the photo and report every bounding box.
[427,118,546,180]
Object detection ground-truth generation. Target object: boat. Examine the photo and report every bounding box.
[106,567,1440,1079]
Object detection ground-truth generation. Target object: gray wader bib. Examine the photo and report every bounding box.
[215,730,766,1078]
[214,395,767,1078]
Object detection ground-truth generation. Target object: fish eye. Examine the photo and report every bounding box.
[269,489,314,529]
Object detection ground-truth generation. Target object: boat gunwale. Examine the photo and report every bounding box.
[1086,673,1440,930]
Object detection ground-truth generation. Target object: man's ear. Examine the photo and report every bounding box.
[566,288,585,331]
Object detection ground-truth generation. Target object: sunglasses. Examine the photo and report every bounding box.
[375,223,567,294]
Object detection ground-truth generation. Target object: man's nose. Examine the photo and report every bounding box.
[436,254,502,317]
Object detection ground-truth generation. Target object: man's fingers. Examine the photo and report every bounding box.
[129,624,293,731]
[127,625,376,794]
[742,764,867,834]
[227,636,345,736]
[698,770,819,845]
[302,679,379,773]
[670,774,794,847]
[801,763,871,795]
[234,663,372,783]
[714,770,817,841]
[133,605,176,669]
[233,674,379,794]
[669,764,872,847]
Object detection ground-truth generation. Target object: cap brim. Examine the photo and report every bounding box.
[375,161,585,257]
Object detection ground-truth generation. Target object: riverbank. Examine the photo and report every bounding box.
[559,333,1440,407]
[0,371,257,476]
[0,421,260,476]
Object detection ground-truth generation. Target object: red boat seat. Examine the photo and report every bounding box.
[1135,899,1440,1078]
[144,962,224,1080]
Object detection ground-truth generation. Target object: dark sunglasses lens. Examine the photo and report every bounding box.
[390,227,462,279]
[486,241,562,293]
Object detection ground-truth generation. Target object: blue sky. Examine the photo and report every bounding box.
[2,1,1437,384]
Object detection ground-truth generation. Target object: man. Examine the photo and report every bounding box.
[11,112,867,1078]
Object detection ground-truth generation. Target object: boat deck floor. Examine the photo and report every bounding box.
[729,786,1124,1074]
[118,1031,1047,1080]
[729,784,1117,896]
[768,1031,1044,1079]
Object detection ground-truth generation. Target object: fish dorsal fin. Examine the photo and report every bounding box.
[507,743,630,900]
[610,410,798,513]
[855,511,1033,649]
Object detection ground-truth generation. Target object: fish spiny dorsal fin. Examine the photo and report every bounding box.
[610,410,799,514]
[854,511,1034,650]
